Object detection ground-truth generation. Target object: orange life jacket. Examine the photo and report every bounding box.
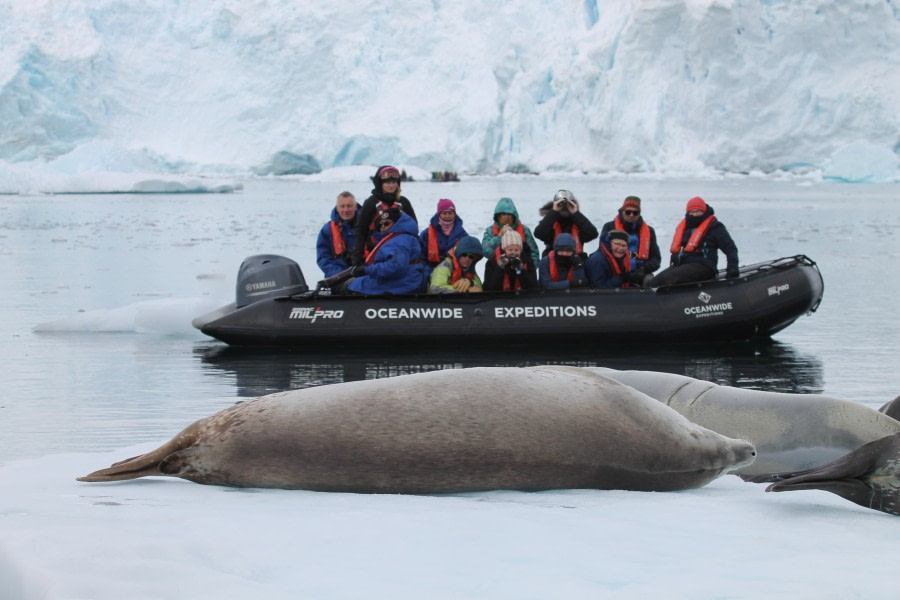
[614,217,651,260]
[447,249,475,284]
[552,221,582,254]
[670,215,716,254]
[425,224,459,265]
[329,220,345,256]
[547,251,574,282]
[600,244,631,287]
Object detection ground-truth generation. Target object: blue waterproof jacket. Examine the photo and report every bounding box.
[538,254,588,290]
[585,242,630,288]
[316,206,359,277]
[348,212,425,295]
[419,213,468,280]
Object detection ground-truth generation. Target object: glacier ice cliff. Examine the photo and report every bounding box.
[1,0,898,189]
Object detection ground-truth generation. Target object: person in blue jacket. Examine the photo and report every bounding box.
[585,230,633,288]
[316,191,360,277]
[419,198,468,280]
[345,208,425,295]
[538,233,588,290]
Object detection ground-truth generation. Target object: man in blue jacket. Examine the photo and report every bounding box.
[346,208,425,295]
[316,191,360,277]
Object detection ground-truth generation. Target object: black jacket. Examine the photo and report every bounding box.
[533,210,598,257]
[483,249,539,291]
[352,190,417,256]
[669,206,739,273]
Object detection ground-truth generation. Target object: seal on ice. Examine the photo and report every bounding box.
[78,366,755,493]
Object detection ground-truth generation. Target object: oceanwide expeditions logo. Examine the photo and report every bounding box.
[684,291,733,319]
[289,306,344,323]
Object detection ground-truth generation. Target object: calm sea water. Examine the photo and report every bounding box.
[1,177,898,466]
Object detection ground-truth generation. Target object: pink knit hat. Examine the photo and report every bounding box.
[500,229,522,249]
[686,196,708,213]
[437,198,456,213]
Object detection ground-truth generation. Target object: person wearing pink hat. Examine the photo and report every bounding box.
[648,196,740,287]
[419,198,468,280]
[350,165,418,266]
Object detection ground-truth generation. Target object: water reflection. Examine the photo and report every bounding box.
[195,340,824,399]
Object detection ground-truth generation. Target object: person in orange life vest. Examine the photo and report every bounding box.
[340,207,425,295]
[316,191,361,277]
[428,236,484,294]
[648,196,740,287]
[599,196,661,288]
[483,228,538,292]
[585,230,633,288]
[534,189,598,258]
[419,198,468,280]
[350,165,418,266]
[481,197,540,260]
[538,233,588,290]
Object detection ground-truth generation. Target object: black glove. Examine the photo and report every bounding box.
[726,267,740,279]
[507,257,522,273]
[350,265,366,277]
[571,255,584,268]
[349,250,363,267]
[497,255,510,269]
[627,269,646,285]
[571,278,586,287]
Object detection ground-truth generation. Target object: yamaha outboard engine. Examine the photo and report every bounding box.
[235,254,308,308]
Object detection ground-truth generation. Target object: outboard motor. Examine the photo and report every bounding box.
[235,254,308,308]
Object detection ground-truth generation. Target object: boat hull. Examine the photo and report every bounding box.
[197,256,823,347]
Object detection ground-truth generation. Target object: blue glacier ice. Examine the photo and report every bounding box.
[1,0,898,192]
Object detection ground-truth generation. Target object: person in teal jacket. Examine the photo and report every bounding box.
[481,197,539,261]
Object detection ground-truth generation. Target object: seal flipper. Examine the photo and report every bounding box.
[77,428,200,483]
[741,433,900,517]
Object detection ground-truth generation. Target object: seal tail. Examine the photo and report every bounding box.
[77,430,197,482]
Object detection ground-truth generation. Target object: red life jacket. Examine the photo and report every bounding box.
[329,220,345,256]
[600,244,631,288]
[670,215,717,254]
[494,248,524,291]
[364,233,398,266]
[553,221,582,254]
[547,251,574,282]
[614,216,651,260]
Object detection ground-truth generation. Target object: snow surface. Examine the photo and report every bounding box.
[2,0,899,193]
[1,442,899,600]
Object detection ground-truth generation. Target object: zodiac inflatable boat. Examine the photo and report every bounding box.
[193,254,823,347]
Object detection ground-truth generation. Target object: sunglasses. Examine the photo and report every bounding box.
[458,253,478,259]
[378,220,394,229]
[623,210,640,216]
[380,177,400,183]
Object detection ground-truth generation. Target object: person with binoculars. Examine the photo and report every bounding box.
[534,189,599,258]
